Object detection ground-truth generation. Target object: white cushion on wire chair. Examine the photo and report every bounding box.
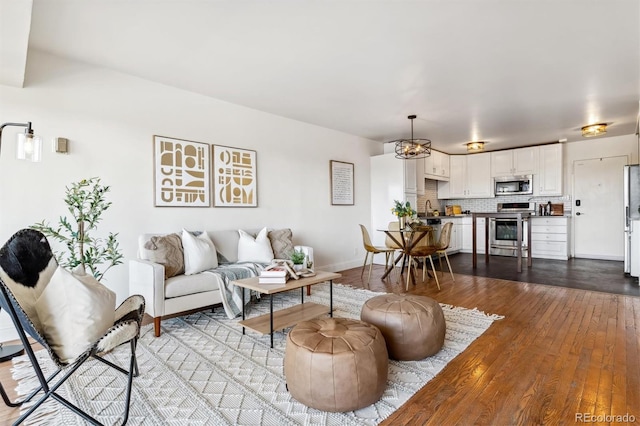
[35,266,116,364]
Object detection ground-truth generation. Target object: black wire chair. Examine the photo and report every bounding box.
[0,229,145,425]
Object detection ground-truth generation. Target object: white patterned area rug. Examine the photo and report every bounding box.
[13,283,503,425]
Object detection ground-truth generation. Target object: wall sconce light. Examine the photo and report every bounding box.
[466,141,486,152]
[581,123,607,138]
[0,122,42,162]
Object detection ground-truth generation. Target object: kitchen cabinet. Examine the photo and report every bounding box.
[491,147,537,177]
[424,150,450,181]
[438,153,492,199]
[403,157,417,193]
[530,216,569,260]
[535,144,563,196]
[460,216,486,254]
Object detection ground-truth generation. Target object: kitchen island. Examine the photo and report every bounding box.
[472,212,532,272]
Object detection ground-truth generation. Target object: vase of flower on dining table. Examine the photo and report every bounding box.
[391,199,416,230]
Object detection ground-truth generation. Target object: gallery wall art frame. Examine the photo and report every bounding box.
[153,135,211,207]
[212,145,258,207]
[330,160,354,206]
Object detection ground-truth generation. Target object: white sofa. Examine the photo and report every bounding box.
[129,228,313,337]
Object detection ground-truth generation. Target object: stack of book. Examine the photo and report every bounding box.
[258,266,288,284]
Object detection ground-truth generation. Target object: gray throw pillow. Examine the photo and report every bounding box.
[268,229,294,260]
[144,233,185,278]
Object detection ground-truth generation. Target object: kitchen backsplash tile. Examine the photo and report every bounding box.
[418,179,571,214]
[441,194,571,214]
[418,179,572,214]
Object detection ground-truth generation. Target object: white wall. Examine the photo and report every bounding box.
[0,51,381,340]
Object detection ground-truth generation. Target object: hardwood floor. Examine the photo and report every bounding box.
[1,257,638,425]
[345,259,639,425]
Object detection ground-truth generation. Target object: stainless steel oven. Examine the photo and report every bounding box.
[489,202,535,257]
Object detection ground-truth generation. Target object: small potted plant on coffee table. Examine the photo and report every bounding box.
[291,249,306,272]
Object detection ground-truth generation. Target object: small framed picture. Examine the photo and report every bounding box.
[212,145,258,207]
[153,135,210,207]
[330,160,354,205]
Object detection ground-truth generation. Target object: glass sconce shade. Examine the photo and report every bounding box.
[16,132,42,162]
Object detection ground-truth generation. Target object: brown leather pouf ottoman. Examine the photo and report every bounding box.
[284,317,388,412]
[360,294,446,361]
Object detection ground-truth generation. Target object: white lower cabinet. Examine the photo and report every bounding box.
[460,216,486,254]
[530,216,570,260]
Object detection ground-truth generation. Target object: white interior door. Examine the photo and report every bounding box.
[573,156,628,260]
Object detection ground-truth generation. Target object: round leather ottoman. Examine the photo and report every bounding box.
[284,317,388,412]
[360,294,446,361]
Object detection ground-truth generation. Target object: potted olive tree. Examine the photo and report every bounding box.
[32,177,123,281]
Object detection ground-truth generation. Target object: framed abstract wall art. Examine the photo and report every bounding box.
[330,160,354,205]
[153,135,211,207]
[212,145,257,207]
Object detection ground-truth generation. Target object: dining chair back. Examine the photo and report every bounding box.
[434,222,455,282]
[359,224,395,285]
[385,222,403,250]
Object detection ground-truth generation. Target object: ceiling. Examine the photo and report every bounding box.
[2,0,639,154]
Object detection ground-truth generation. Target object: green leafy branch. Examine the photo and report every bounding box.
[31,177,123,281]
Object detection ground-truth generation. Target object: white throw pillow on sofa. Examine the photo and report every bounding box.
[35,266,116,364]
[238,227,274,263]
[181,230,218,275]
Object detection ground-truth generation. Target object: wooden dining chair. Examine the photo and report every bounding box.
[433,222,455,282]
[404,224,440,291]
[359,224,395,284]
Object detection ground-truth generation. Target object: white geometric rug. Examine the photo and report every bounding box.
[13,283,503,425]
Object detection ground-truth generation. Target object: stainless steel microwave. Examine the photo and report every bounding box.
[494,175,533,196]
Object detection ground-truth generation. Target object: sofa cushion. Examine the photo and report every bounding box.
[165,272,220,299]
[238,227,274,263]
[143,233,184,279]
[268,228,294,260]
[181,230,218,275]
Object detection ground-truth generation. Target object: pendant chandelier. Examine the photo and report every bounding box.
[390,115,431,160]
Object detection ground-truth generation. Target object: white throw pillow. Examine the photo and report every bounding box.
[237,227,274,263]
[181,230,218,275]
[35,266,116,364]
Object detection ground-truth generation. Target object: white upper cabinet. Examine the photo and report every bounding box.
[491,147,537,177]
[466,153,493,197]
[535,144,563,196]
[403,157,417,193]
[424,150,450,180]
[439,153,492,199]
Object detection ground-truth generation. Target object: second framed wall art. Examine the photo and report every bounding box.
[212,145,258,207]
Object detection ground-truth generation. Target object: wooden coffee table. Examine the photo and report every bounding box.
[232,270,341,348]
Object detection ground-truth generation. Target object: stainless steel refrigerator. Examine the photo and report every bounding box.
[624,164,640,276]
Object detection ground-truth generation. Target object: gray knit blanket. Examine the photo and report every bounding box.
[204,262,265,318]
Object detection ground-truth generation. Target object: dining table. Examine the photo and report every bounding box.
[379,224,433,286]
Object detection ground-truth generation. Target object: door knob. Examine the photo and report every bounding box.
[576,212,582,216]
